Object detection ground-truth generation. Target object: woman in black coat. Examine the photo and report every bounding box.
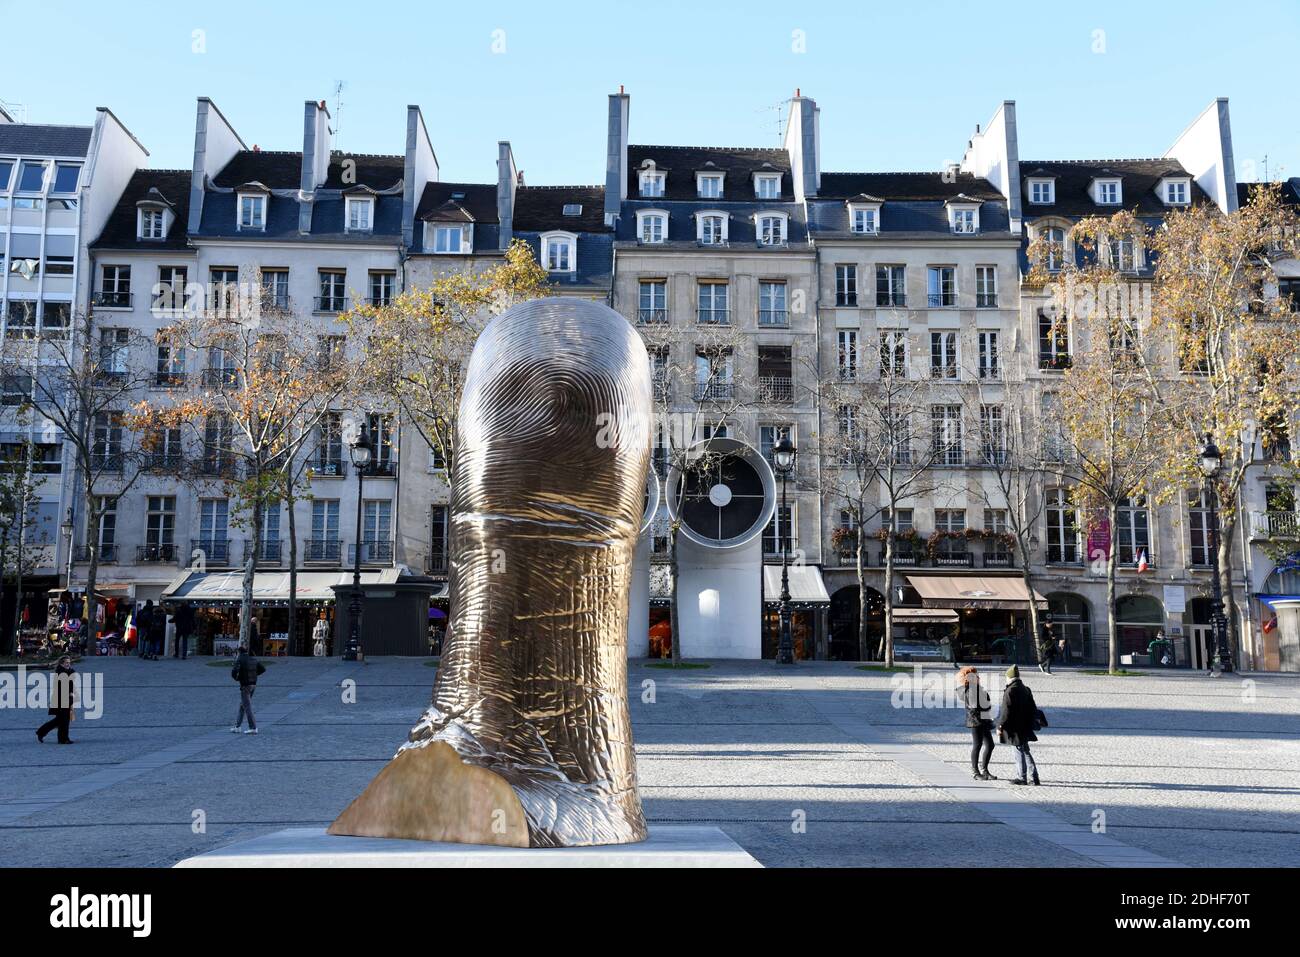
[958,666,997,780]
[37,656,76,745]
[997,665,1041,785]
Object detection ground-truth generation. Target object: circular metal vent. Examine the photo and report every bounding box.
[666,437,775,549]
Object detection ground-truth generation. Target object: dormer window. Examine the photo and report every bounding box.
[1093,178,1122,206]
[346,196,374,232]
[696,173,724,199]
[639,170,665,198]
[756,212,788,246]
[138,209,166,240]
[947,204,980,234]
[754,173,781,200]
[697,211,728,245]
[541,232,577,273]
[849,203,880,234]
[1162,178,1190,206]
[430,224,469,254]
[637,209,668,244]
[238,193,266,231]
[1028,179,1055,205]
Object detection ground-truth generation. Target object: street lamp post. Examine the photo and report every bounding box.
[60,507,75,589]
[1199,433,1231,675]
[772,432,797,665]
[344,424,372,662]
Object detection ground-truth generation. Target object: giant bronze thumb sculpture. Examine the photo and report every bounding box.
[329,297,651,847]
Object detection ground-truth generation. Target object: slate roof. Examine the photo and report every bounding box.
[626,145,792,201]
[1019,158,1210,218]
[414,182,498,223]
[211,150,404,190]
[0,124,92,158]
[1237,178,1300,208]
[513,185,610,232]
[818,172,1004,201]
[90,169,193,251]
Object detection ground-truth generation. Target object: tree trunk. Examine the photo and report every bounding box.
[83,490,101,653]
[9,495,26,649]
[286,476,299,655]
[1218,516,1237,669]
[882,534,895,668]
[1106,502,1119,675]
[855,532,869,661]
[668,523,681,665]
[1021,555,1041,666]
[240,476,263,650]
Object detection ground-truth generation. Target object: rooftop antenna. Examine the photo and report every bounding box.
[1262,154,1269,183]
[0,98,28,122]
[756,99,787,146]
[332,80,345,151]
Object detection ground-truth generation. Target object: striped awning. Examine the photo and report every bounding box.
[906,574,1047,610]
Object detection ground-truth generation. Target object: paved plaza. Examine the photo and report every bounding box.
[1,657,1297,867]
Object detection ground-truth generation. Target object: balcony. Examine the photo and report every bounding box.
[979,448,1009,467]
[192,538,233,566]
[931,550,974,568]
[931,446,967,467]
[367,296,393,308]
[927,295,956,308]
[758,309,789,326]
[93,291,133,309]
[145,452,183,472]
[929,365,958,380]
[877,294,906,308]
[696,309,730,326]
[304,539,343,564]
[763,540,800,561]
[201,368,238,390]
[152,371,187,389]
[198,455,239,479]
[638,308,668,325]
[310,456,346,478]
[982,551,1015,568]
[73,544,118,563]
[350,540,394,566]
[137,543,178,563]
[262,293,291,311]
[89,453,124,474]
[1039,351,1073,371]
[243,539,284,566]
[693,381,734,402]
[757,375,793,404]
[1250,511,1300,540]
[366,459,398,478]
[313,296,350,314]
[426,552,449,576]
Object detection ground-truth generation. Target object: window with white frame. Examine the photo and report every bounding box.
[850,204,879,234]
[346,197,374,232]
[1094,179,1121,205]
[838,329,858,381]
[639,169,665,197]
[929,331,958,379]
[754,173,781,199]
[927,266,956,307]
[879,329,907,377]
[696,173,723,199]
[639,280,667,324]
[931,404,963,463]
[1107,235,1138,272]
[757,213,787,246]
[637,210,667,244]
[975,265,998,307]
[978,330,1000,379]
[1043,226,1067,271]
[697,212,727,245]
[432,224,466,253]
[1045,488,1080,563]
[1164,178,1189,205]
[876,265,906,306]
[542,233,576,272]
[139,208,166,240]
[948,206,978,234]
[1028,179,1055,204]
[835,264,858,306]
[1116,495,1151,565]
[238,193,266,230]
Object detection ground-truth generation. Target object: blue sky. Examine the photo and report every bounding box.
[3,0,1296,186]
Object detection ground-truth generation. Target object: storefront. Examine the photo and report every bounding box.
[1257,559,1300,672]
[163,568,437,656]
[1115,593,1166,661]
[903,574,1047,663]
[760,565,830,659]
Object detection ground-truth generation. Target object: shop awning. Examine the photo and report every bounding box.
[162,568,405,605]
[762,565,831,604]
[905,574,1047,611]
[891,607,960,624]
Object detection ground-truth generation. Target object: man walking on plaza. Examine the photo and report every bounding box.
[997,665,1042,785]
[36,655,77,745]
[230,643,266,735]
[173,602,194,659]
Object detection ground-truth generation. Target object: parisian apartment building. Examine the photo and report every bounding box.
[1,90,1296,670]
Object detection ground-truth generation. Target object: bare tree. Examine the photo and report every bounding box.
[0,436,50,653]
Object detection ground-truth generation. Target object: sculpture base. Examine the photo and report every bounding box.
[175,826,761,868]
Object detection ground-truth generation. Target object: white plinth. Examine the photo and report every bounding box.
[175,826,761,868]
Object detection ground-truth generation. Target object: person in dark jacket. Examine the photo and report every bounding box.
[249,618,262,657]
[37,656,76,744]
[997,665,1041,785]
[149,605,167,659]
[173,603,195,659]
[1037,621,1057,674]
[230,644,266,735]
[136,601,155,658]
[958,666,997,780]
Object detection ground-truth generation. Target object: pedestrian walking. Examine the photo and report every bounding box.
[957,666,996,780]
[149,605,167,660]
[997,665,1045,785]
[36,655,76,745]
[1037,620,1057,674]
[136,601,156,659]
[230,643,266,735]
[173,602,194,659]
